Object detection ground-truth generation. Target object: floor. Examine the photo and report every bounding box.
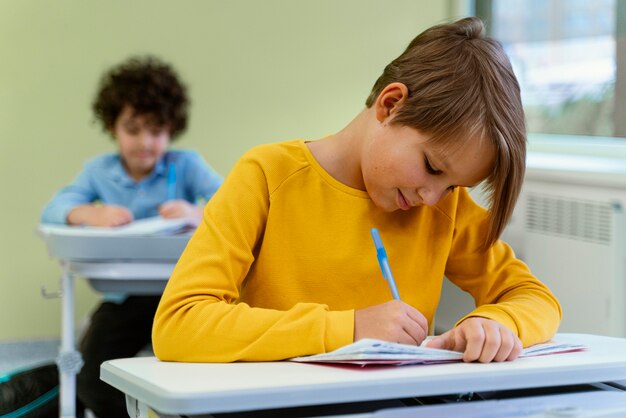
[0,339,99,417]
[0,339,59,376]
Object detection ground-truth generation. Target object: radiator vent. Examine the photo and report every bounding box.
[525,193,613,245]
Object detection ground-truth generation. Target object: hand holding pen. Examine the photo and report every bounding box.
[167,163,177,201]
[159,162,202,223]
[352,228,429,345]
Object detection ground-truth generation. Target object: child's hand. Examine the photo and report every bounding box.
[425,317,522,363]
[67,204,133,227]
[159,200,202,223]
[354,300,428,345]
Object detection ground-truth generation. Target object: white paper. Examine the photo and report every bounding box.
[39,216,196,237]
[290,338,586,366]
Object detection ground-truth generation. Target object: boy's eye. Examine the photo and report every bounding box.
[123,123,140,135]
[424,157,442,175]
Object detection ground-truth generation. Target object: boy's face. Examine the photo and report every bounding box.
[112,105,171,179]
[361,123,495,212]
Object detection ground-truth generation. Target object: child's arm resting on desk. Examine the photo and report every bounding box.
[436,189,562,357]
[66,204,133,227]
[152,151,354,362]
[41,161,130,225]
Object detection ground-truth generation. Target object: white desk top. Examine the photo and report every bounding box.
[100,333,626,415]
[39,230,190,262]
[39,227,190,293]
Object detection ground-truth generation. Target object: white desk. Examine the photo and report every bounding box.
[101,334,626,417]
[39,228,189,418]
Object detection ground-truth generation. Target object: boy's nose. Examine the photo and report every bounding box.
[419,186,449,206]
[139,130,154,145]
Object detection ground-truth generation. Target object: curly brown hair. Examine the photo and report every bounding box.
[92,56,189,140]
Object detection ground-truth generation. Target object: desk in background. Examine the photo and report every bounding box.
[101,334,626,418]
[39,227,190,418]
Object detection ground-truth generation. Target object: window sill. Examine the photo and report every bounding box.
[526,133,626,187]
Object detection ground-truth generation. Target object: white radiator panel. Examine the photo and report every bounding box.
[521,181,625,336]
[436,153,626,337]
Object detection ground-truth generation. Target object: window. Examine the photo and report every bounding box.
[475,0,625,138]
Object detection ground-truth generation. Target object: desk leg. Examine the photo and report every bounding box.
[125,395,183,418]
[125,395,148,417]
[57,269,84,418]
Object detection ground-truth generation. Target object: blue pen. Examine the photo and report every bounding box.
[167,163,176,201]
[370,228,401,300]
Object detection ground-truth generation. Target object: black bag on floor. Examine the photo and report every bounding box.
[0,363,58,418]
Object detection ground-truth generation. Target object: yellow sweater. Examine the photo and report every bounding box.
[153,140,561,362]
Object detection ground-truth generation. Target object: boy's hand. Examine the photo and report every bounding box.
[426,317,522,363]
[159,200,202,224]
[67,205,133,227]
[354,300,428,345]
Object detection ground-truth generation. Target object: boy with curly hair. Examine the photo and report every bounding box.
[41,56,222,416]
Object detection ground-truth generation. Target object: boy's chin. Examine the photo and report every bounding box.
[373,199,401,213]
[126,160,157,176]
[133,158,156,169]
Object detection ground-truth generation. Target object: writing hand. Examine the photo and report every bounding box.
[426,317,522,363]
[159,200,202,223]
[354,300,428,345]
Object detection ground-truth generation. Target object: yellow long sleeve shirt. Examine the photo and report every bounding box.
[153,140,561,362]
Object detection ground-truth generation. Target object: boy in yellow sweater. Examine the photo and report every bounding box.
[153,17,561,364]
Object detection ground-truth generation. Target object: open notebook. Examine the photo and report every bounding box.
[39,216,196,237]
[290,338,587,366]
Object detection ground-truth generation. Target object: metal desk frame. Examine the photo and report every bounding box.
[39,228,189,418]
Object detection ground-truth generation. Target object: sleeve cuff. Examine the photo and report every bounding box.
[41,204,75,225]
[324,309,354,352]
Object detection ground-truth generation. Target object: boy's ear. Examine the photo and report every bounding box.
[375,82,409,123]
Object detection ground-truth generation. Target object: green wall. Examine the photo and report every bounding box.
[0,1,453,341]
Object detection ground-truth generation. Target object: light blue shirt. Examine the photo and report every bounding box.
[41,149,223,303]
[41,149,222,224]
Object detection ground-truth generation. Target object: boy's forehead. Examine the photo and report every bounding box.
[429,130,490,158]
[429,135,496,185]
[121,106,165,128]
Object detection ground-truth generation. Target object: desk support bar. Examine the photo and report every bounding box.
[56,267,83,418]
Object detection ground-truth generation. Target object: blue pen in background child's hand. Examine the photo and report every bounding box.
[167,163,177,201]
[370,228,401,300]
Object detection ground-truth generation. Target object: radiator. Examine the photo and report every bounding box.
[521,180,626,336]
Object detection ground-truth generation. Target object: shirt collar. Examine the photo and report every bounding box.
[109,153,169,185]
